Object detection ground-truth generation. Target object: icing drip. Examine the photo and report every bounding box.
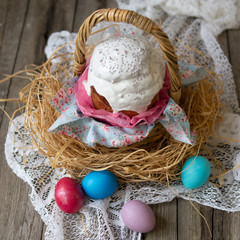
[84,34,165,113]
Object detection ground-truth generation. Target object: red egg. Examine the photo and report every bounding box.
[55,177,84,214]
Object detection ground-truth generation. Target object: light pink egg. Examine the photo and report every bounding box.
[121,200,156,233]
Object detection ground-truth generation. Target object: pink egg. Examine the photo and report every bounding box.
[55,177,84,214]
[121,200,156,233]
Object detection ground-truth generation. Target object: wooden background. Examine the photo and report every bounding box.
[0,0,240,239]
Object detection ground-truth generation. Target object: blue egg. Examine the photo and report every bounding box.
[181,156,211,189]
[81,170,118,199]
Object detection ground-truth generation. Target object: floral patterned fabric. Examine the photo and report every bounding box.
[49,61,204,147]
[178,61,207,86]
[51,76,80,118]
[159,98,196,145]
[49,114,154,147]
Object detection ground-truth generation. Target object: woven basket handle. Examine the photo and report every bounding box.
[74,8,182,103]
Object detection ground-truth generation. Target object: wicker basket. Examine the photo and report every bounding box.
[19,8,220,183]
[47,8,189,182]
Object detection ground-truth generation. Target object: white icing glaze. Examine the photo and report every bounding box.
[84,34,165,113]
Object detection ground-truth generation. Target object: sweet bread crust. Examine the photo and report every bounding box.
[91,86,159,118]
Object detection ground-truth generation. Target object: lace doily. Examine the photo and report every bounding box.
[5,3,240,240]
[116,0,240,36]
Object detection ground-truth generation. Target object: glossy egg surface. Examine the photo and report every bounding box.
[181,156,211,189]
[81,170,118,199]
[55,177,84,214]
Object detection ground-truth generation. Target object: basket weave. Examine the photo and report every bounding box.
[73,8,182,104]
[14,8,221,183]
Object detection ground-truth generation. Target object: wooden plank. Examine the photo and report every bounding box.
[178,200,212,240]
[213,210,240,240]
[19,198,44,240]
[12,0,76,68]
[0,1,29,239]
[145,200,177,240]
[106,0,118,9]
[217,31,229,58]
[228,28,240,103]
[41,225,47,240]
[0,0,7,48]
[73,0,107,32]
[179,200,210,239]
[0,0,29,123]
[0,0,76,239]
[212,28,240,240]
[43,0,77,36]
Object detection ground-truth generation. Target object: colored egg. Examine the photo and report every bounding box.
[121,200,156,233]
[81,170,118,199]
[181,156,211,189]
[55,177,84,214]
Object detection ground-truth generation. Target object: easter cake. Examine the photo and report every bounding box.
[83,34,166,117]
[26,8,214,183]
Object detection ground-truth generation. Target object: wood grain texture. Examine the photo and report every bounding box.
[228,29,240,104]
[42,0,77,36]
[0,1,30,240]
[217,31,229,58]
[145,200,177,240]
[213,210,240,240]
[177,200,213,240]
[0,0,29,123]
[41,225,47,240]
[0,0,76,239]
[106,0,118,8]
[73,0,107,32]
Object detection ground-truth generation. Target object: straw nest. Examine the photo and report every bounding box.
[12,47,223,183]
[3,9,224,183]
